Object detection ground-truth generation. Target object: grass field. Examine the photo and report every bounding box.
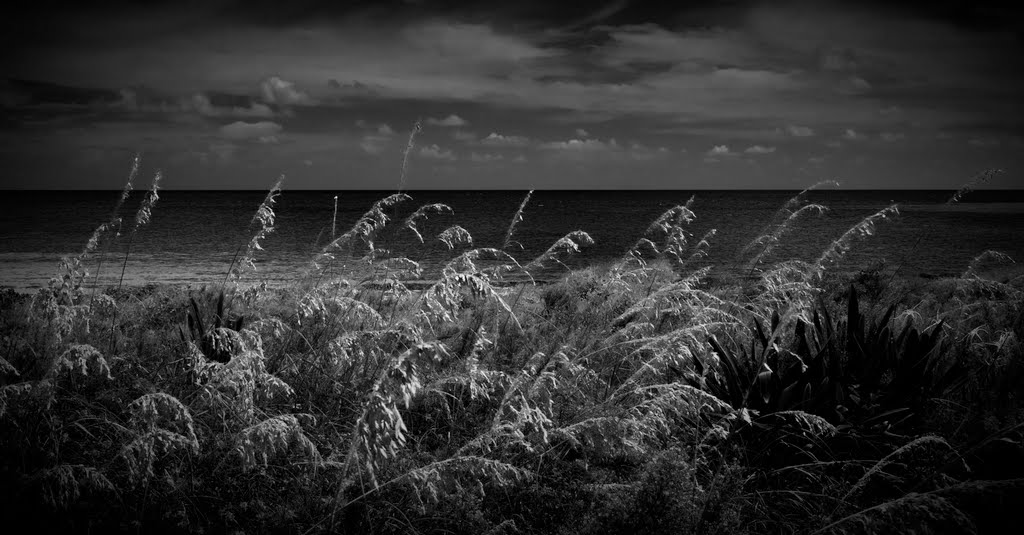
[1,166,1023,534]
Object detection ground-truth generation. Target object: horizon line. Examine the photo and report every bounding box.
[4,187,1023,193]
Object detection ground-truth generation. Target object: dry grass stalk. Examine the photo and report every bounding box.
[398,120,423,192]
[947,169,1002,205]
[741,181,837,275]
[843,435,964,505]
[236,414,322,471]
[815,492,975,535]
[526,230,594,273]
[48,344,112,382]
[311,193,412,272]
[438,225,473,250]
[228,175,284,284]
[813,204,899,278]
[962,250,1014,279]
[404,203,453,243]
[121,392,200,484]
[116,170,162,289]
[502,190,533,250]
[32,464,117,511]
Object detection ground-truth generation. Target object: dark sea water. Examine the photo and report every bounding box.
[1,190,1022,292]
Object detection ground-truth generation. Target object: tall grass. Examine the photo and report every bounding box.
[225,175,284,288]
[1,159,1021,534]
[88,153,140,292]
[116,169,162,289]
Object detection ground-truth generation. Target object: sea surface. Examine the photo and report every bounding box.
[1,190,1022,292]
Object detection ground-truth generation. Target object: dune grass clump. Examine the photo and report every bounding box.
[0,160,1021,533]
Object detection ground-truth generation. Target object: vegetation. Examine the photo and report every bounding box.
[1,164,1022,534]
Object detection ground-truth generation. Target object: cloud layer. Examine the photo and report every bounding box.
[1,1,1021,188]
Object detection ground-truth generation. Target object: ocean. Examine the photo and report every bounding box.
[1,190,1022,292]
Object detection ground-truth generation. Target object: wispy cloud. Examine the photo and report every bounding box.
[968,137,1000,147]
[843,128,865,140]
[259,76,315,106]
[744,145,776,154]
[470,152,503,162]
[426,114,469,127]
[704,144,739,162]
[784,125,815,137]
[355,120,396,154]
[419,144,456,160]
[360,135,388,155]
[191,94,275,119]
[628,143,670,161]
[538,137,669,163]
[538,138,617,151]
[401,21,555,64]
[356,120,395,136]
[327,79,380,97]
[480,132,531,147]
[112,88,277,119]
[598,24,754,70]
[219,121,283,143]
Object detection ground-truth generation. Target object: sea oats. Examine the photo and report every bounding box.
[502,190,533,250]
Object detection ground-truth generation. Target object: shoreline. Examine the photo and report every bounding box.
[5,263,1017,298]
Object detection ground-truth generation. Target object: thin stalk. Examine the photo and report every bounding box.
[221,244,246,291]
[116,233,136,291]
[86,154,140,309]
[885,169,1001,290]
[108,170,161,354]
[496,283,530,344]
[332,195,338,240]
[398,120,422,192]
[108,228,137,354]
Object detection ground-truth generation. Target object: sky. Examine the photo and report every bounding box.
[1,0,1022,189]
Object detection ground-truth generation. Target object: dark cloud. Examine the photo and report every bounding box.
[1,0,1022,188]
[327,79,381,98]
[115,89,278,118]
[1,79,118,108]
